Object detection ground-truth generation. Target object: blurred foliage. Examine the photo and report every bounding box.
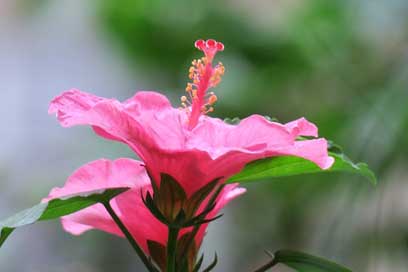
[94,0,408,271]
[96,0,395,140]
[96,0,408,168]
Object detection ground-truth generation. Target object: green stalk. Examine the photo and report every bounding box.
[253,260,276,272]
[166,226,180,272]
[103,201,158,272]
[253,255,277,272]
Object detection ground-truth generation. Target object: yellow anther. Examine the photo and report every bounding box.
[185,83,193,92]
[210,76,220,87]
[208,94,217,105]
[215,64,225,75]
[192,89,198,99]
[181,96,188,102]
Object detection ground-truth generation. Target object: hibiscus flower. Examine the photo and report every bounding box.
[47,39,333,270]
[49,39,333,197]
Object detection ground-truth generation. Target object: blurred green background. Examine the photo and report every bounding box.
[1,0,408,271]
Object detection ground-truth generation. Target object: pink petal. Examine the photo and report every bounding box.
[278,138,335,169]
[44,158,148,200]
[49,89,185,154]
[48,89,110,127]
[43,158,158,253]
[59,202,123,237]
[285,117,318,137]
[194,184,246,246]
[49,90,334,196]
[142,150,214,196]
[123,92,187,150]
[188,115,294,155]
[180,114,334,187]
[123,91,172,113]
[113,188,167,251]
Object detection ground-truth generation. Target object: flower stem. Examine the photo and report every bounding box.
[103,201,157,272]
[253,258,277,272]
[166,226,180,272]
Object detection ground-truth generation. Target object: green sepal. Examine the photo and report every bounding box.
[145,173,224,228]
[182,213,223,228]
[141,191,170,225]
[155,173,187,222]
[184,178,220,219]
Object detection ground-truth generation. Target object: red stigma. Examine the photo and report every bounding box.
[194,39,224,60]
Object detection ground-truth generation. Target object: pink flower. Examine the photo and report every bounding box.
[49,39,334,196]
[43,158,245,254]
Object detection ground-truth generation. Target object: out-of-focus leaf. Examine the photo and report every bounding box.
[0,188,128,248]
[224,117,241,125]
[227,151,376,185]
[273,250,352,272]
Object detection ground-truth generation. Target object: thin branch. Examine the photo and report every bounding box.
[252,254,277,272]
[103,201,158,272]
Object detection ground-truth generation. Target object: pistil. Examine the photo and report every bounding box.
[180,39,225,130]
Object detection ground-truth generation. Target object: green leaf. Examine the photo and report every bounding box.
[223,117,241,125]
[0,187,128,248]
[224,116,279,125]
[273,250,352,272]
[227,151,376,185]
